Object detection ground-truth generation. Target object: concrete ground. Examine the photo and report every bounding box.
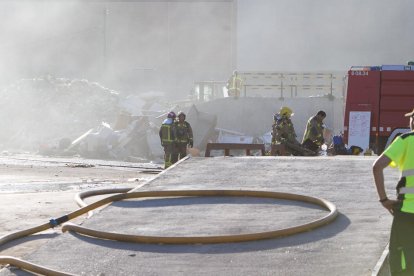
[0,155,399,275]
[0,154,159,259]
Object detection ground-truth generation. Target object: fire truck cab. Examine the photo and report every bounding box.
[344,65,414,154]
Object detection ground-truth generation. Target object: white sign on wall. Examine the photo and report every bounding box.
[348,111,371,152]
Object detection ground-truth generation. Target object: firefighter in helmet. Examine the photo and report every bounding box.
[174,111,193,160]
[271,106,302,155]
[302,110,326,152]
[159,111,177,169]
[226,70,243,98]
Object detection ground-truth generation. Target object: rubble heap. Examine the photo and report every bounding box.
[0,76,119,152]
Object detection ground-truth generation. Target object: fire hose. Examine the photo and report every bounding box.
[0,189,338,275]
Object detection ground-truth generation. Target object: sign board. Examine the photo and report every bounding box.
[348,111,371,152]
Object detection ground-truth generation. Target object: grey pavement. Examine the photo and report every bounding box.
[0,156,399,275]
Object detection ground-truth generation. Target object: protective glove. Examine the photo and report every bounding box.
[315,139,324,146]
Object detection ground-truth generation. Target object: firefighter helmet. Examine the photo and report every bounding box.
[167,111,176,119]
[280,106,294,118]
[177,111,186,119]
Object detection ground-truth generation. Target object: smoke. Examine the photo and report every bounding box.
[0,1,234,153]
[2,0,412,153]
[0,2,104,86]
[0,1,234,94]
[2,1,414,89]
[237,0,414,71]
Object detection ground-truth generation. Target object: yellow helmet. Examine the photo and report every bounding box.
[280,106,294,118]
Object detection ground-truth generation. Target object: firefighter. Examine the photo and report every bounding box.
[226,70,243,98]
[271,106,302,156]
[174,111,193,160]
[159,111,177,169]
[302,110,326,152]
[373,108,414,275]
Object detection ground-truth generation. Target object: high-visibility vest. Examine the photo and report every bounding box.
[227,75,243,96]
[384,131,414,213]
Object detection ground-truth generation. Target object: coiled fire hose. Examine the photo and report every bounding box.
[0,189,338,275]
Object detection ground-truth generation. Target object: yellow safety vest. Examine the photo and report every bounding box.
[227,76,243,96]
[384,131,414,213]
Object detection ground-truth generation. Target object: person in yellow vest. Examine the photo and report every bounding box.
[174,111,193,160]
[373,108,414,275]
[271,106,302,155]
[226,70,243,98]
[302,110,326,152]
[159,111,177,169]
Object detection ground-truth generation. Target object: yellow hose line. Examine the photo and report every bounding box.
[0,223,50,248]
[74,187,133,208]
[0,256,75,276]
[74,187,133,217]
[62,190,338,244]
[0,193,121,248]
[0,189,338,275]
[0,187,134,276]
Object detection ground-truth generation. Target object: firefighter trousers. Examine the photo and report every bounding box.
[176,143,188,160]
[163,144,177,169]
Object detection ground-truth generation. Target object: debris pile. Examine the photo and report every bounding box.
[0,77,218,162]
[68,117,163,162]
[0,76,119,152]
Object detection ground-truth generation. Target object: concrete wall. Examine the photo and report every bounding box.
[195,96,345,140]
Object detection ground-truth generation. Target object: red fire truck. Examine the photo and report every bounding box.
[344,65,414,154]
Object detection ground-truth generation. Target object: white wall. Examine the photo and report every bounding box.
[236,0,414,71]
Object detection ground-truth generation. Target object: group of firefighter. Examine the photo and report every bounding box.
[226,70,326,156]
[159,105,359,168]
[271,107,326,156]
[159,111,194,169]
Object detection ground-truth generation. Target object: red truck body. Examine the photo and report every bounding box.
[344,65,414,153]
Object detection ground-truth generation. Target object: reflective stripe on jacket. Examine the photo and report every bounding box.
[174,121,193,144]
[271,116,297,145]
[159,124,175,146]
[227,75,243,96]
[302,116,324,144]
[383,132,414,213]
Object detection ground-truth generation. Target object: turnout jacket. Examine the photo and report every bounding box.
[174,121,193,145]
